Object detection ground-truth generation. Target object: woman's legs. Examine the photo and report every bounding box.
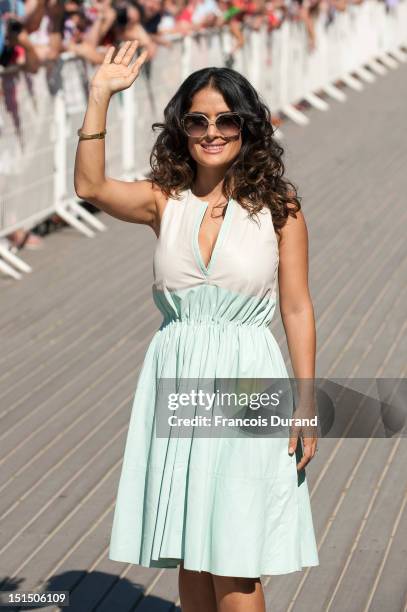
[211,575,266,612]
[178,561,217,612]
[178,562,266,612]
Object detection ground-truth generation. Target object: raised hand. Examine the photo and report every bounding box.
[90,40,149,98]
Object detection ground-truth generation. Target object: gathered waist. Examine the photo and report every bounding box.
[158,318,271,331]
[151,315,287,379]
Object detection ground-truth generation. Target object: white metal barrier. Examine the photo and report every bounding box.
[0,0,406,279]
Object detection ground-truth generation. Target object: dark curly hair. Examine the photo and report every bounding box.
[147,66,301,236]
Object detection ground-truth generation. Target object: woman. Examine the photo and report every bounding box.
[74,40,319,612]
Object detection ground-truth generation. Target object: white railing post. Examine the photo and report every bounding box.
[182,35,192,81]
[248,26,262,90]
[122,83,137,180]
[277,20,309,125]
[54,89,67,206]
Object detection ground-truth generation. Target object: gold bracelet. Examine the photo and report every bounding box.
[77,128,107,141]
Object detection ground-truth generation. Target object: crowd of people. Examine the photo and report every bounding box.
[0,0,400,75]
[0,0,401,252]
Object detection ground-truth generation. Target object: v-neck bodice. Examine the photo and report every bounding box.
[191,189,234,277]
[152,188,280,327]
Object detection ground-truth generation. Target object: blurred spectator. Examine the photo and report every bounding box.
[6,227,44,250]
[0,0,373,72]
[177,0,222,29]
[61,0,107,64]
[140,0,162,32]
[105,0,156,58]
[0,0,42,71]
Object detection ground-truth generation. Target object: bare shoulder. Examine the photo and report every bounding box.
[277,205,311,315]
[278,206,308,248]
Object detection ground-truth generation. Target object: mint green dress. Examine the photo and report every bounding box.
[108,188,319,577]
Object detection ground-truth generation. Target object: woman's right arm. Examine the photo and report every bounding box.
[73,40,157,230]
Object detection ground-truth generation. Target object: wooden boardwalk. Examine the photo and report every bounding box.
[1,59,406,612]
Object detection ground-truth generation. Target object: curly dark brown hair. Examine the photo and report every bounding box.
[147,66,301,236]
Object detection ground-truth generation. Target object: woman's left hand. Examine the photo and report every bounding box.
[295,435,318,471]
[288,429,318,471]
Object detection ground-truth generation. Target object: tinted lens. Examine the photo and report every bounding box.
[183,115,208,137]
[216,114,242,136]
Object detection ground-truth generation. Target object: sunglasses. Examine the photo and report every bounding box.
[181,112,244,138]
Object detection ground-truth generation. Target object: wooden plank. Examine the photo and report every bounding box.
[0,221,155,349]
[134,569,179,612]
[367,490,407,612]
[324,440,407,611]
